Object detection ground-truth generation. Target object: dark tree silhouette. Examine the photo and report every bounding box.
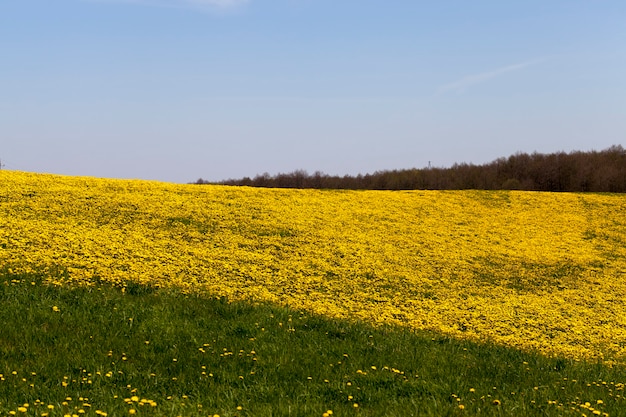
[197,145,626,193]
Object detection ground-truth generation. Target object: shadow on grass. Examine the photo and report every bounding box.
[1,271,625,416]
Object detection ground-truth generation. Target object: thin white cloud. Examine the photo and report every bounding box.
[437,59,542,96]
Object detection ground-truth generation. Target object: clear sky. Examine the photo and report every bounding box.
[2,0,625,183]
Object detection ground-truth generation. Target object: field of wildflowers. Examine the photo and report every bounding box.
[2,170,626,363]
[3,275,624,416]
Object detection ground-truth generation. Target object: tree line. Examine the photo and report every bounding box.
[196,145,626,192]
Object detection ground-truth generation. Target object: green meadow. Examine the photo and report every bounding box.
[1,269,625,416]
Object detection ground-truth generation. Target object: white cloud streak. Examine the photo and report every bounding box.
[437,59,542,96]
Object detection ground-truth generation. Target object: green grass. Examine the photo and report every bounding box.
[1,271,625,416]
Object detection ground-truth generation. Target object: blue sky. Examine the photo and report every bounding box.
[2,0,625,183]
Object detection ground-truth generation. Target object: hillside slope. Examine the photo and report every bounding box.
[2,171,626,362]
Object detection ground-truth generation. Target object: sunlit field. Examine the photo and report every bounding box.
[3,170,626,361]
[2,170,626,416]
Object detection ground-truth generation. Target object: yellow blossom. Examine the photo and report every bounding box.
[3,171,626,362]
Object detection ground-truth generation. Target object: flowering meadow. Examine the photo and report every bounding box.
[2,170,626,364]
[3,170,626,416]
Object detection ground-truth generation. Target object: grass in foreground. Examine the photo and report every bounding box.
[1,272,625,417]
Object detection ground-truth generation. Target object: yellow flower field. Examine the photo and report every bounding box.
[2,170,626,362]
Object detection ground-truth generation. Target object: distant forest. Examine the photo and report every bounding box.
[197,145,626,193]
